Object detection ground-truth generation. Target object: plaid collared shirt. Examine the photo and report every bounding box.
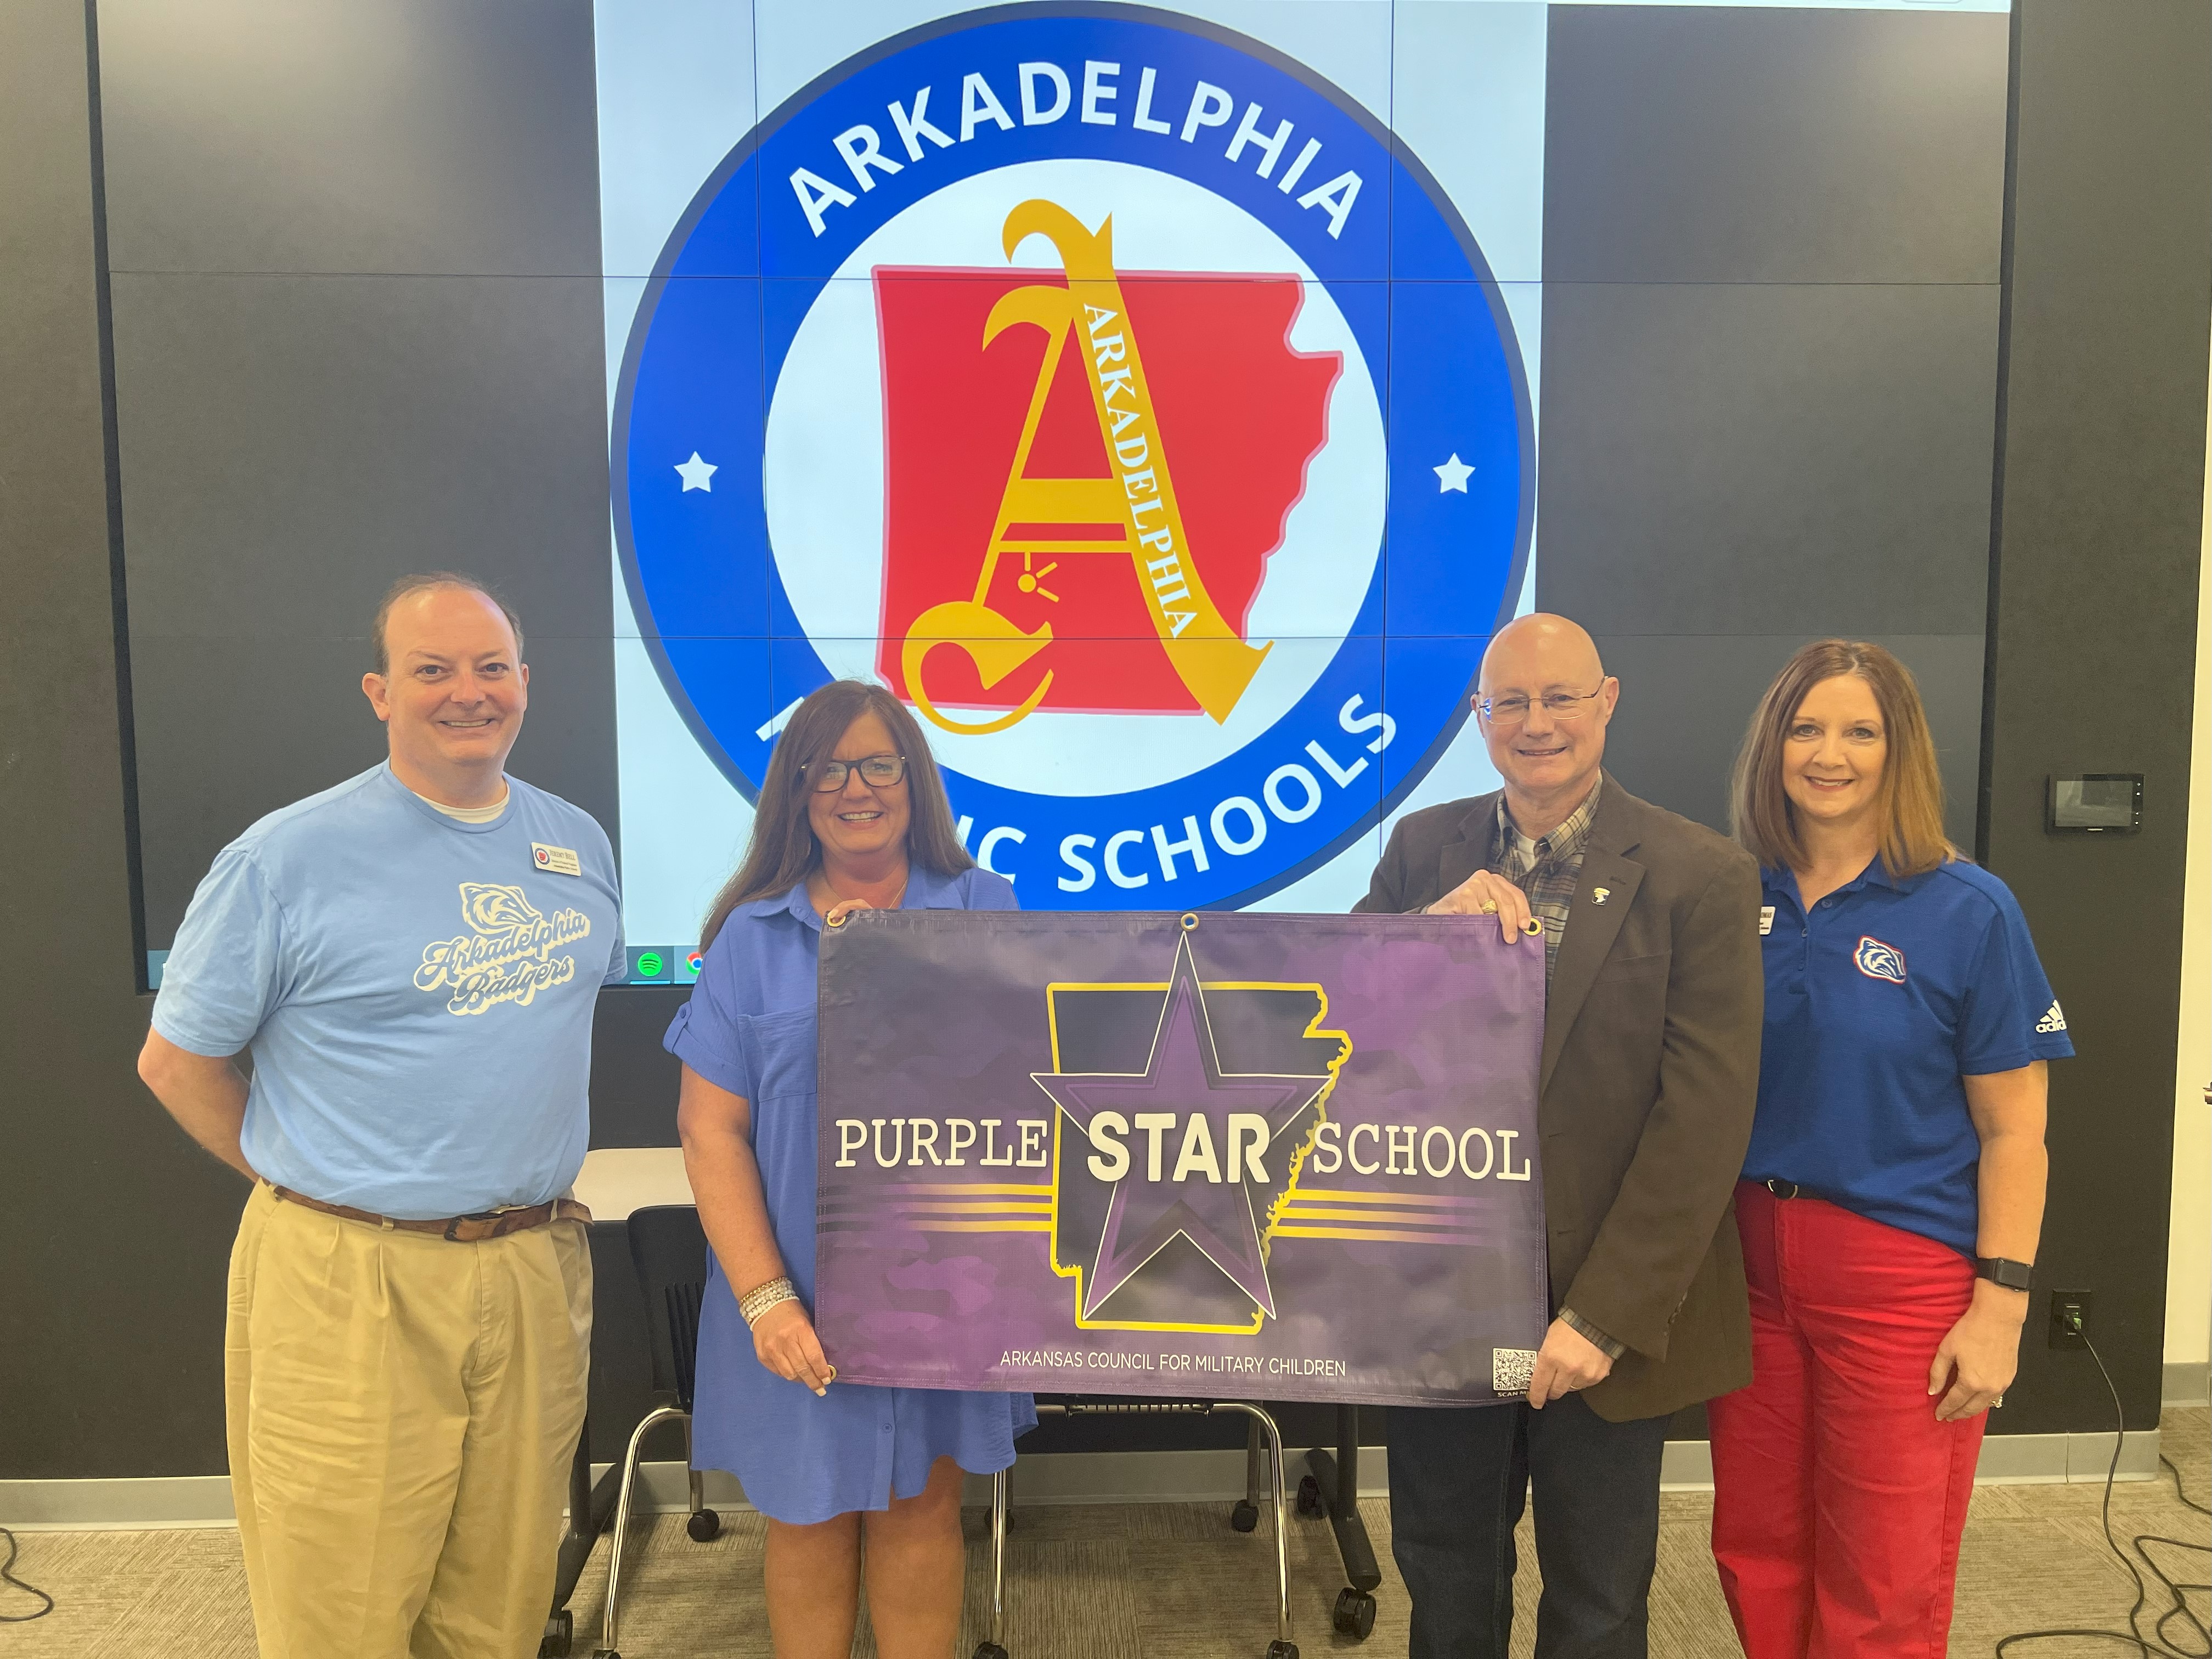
[1487,775,1626,1362]
[1491,776,1602,985]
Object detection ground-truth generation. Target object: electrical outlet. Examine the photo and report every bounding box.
[2048,1289,2092,1350]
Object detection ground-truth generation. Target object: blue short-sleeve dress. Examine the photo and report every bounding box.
[665,862,1037,1525]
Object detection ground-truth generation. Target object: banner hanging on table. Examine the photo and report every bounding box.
[814,910,1548,1406]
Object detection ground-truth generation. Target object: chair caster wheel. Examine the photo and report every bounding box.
[972,1644,1010,1659]
[1229,1498,1260,1532]
[1265,1641,1300,1658]
[686,1507,721,1542]
[539,1609,572,1656]
[1333,1587,1378,1639]
[1295,1474,1324,1517]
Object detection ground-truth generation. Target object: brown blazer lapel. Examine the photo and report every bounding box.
[1539,792,1646,1092]
[1433,791,1500,907]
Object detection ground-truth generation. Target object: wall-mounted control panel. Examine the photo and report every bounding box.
[2047,774,2142,834]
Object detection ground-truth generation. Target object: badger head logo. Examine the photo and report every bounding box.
[1854,936,1908,985]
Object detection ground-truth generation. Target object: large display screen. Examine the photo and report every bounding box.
[600,0,1546,968]
[107,0,2011,988]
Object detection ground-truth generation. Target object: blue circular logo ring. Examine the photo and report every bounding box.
[615,2,1533,909]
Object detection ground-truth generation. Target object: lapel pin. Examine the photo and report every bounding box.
[1591,887,1611,906]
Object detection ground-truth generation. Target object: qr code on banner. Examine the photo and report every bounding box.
[1492,1348,1537,1395]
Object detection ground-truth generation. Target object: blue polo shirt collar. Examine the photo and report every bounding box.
[1762,855,1925,912]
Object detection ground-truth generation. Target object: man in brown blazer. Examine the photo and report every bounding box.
[1356,612,1763,1659]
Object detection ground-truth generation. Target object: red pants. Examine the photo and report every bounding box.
[1707,1180,1987,1659]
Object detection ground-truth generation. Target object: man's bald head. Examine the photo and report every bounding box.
[1475,612,1618,834]
[1479,613,1605,695]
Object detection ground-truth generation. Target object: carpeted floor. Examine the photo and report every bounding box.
[7,1409,2205,1658]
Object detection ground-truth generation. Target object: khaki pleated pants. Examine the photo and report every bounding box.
[225,1181,592,1659]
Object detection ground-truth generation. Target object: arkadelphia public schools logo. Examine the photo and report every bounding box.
[614,3,1532,909]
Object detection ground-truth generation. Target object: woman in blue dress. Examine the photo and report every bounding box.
[668,679,1035,1658]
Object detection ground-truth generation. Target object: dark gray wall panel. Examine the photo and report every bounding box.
[95,0,601,275]
[110,270,619,942]
[1977,0,2209,1438]
[1596,632,1984,845]
[109,273,613,636]
[0,0,240,1480]
[1545,5,2007,284]
[1538,280,2000,637]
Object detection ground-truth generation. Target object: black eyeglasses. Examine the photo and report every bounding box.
[801,753,907,793]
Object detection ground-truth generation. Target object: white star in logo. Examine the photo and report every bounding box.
[675,452,718,493]
[1434,453,1474,494]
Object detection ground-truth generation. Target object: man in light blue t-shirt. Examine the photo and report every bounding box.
[138,573,623,1659]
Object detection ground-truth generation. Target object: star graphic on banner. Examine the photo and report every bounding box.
[675,451,718,492]
[1032,937,1331,1322]
[1434,453,1474,493]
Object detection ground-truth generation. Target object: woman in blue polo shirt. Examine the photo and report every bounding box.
[668,679,1034,1657]
[1708,640,2071,1659]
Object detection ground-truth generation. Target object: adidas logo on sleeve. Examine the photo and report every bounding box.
[2035,1001,2068,1034]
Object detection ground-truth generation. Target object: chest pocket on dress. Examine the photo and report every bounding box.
[740,1006,818,1104]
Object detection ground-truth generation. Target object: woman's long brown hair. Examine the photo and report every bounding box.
[1730,640,1957,879]
[699,680,973,951]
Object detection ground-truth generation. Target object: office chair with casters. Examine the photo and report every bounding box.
[592,1204,719,1659]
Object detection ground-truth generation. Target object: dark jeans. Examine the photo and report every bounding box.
[1388,1392,1673,1659]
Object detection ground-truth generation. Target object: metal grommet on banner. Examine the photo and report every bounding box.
[1520,917,1544,937]
[1180,912,1200,931]
[826,909,848,929]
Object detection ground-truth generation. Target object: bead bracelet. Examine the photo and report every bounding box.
[738,1276,798,1328]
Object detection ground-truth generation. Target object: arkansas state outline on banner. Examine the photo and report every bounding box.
[813,911,1548,1405]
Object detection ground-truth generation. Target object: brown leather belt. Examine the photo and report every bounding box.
[271,1185,592,1242]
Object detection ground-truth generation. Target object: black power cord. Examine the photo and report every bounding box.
[2164,1458,2212,1520]
[0,1524,54,1623]
[1995,1318,2210,1659]
[2137,1457,2211,1657]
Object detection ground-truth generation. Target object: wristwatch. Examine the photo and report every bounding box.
[1975,1256,2034,1291]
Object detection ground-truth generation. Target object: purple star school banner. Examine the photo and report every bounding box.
[813,911,1549,1406]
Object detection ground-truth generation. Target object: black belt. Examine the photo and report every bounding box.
[1762,1178,1802,1200]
